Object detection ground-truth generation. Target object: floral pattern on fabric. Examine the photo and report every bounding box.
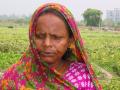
[64,62,96,90]
[0,3,102,90]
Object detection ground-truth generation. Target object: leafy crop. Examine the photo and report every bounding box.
[0,27,120,89]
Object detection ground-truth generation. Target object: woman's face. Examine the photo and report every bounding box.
[35,13,72,65]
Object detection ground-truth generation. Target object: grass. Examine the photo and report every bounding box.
[0,26,120,89]
[81,29,120,90]
[81,29,120,76]
[0,27,28,71]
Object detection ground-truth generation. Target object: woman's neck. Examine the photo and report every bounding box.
[48,59,64,69]
[49,59,72,76]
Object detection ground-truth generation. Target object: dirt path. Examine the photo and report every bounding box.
[92,63,113,79]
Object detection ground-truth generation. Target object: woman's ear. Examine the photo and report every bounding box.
[68,37,74,47]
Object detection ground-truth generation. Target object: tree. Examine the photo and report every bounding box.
[83,8,102,26]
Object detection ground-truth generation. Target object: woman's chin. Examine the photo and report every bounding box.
[40,56,56,64]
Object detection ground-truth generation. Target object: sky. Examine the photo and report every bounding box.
[0,0,120,21]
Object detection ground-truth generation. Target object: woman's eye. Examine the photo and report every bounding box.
[52,35,62,40]
[36,34,45,39]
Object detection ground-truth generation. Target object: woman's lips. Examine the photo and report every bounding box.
[39,52,55,57]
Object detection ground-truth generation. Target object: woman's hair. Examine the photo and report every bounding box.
[38,8,73,60]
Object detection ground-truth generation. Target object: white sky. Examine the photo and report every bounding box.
[0,0,120,21]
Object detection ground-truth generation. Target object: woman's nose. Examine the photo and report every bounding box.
[44,37,51,47]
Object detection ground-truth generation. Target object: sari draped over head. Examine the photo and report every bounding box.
[0,3,102,90]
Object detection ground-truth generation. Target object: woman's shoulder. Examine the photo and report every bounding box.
[69,62,86,69]
[0,61,22,80]
[65,62,89,77]
[0,55,32,80]
[64,62,95,89]
[0,60,26,89]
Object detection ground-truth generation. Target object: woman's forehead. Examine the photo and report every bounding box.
[37,13,64,24]
[36,13,69,36]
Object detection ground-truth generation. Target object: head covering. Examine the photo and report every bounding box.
[29,3,102,89]
[0,3,102,90]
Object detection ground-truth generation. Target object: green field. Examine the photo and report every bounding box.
[0,27,120,89]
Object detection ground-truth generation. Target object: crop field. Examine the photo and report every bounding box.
[0,26,120,89]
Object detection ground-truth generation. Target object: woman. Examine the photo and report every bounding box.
[0,3,102,90]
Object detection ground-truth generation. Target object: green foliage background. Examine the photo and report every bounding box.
[0,27,120,89]
[83,8,102,26]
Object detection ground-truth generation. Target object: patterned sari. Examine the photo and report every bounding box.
[0,3,102,90]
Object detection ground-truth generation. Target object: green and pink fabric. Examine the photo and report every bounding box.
[0,3,102,90]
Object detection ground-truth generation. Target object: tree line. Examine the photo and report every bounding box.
[0,9,120,30]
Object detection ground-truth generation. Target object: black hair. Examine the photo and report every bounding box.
[38,8,73,60]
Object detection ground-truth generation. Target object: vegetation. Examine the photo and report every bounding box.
[81,28,120,89]
[0,27,28,70]
[83,8,102,26]
[0,26,120,89]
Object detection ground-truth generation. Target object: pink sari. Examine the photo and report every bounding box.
[0,3,102,90]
